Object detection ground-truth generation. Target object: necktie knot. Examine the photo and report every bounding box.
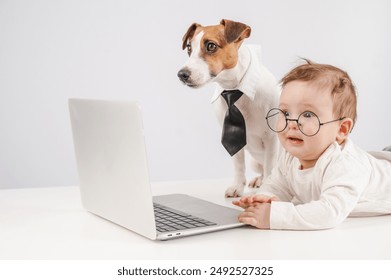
[221,90,244,107]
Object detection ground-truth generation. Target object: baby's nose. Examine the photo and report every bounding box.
[287,119,299,129]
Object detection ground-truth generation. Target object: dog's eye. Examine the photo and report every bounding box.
[206,42,217,53]
[186,43,192,56]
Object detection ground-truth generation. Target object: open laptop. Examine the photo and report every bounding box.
[68,98,245,240]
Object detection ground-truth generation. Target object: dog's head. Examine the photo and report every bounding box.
[177,19,251,88]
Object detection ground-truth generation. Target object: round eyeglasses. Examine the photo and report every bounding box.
[265,108,345,137]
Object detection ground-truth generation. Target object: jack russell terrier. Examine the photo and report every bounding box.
[177,19,280,197]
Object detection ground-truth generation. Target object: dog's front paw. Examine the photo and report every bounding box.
[248,175,263,188]
[225,184,245,198]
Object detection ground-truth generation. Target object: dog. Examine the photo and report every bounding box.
[177,19,280,197]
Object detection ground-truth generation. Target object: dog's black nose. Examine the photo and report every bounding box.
[177,69,191,82]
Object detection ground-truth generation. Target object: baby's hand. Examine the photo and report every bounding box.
[238,203,271,229]
[232,194,278,209]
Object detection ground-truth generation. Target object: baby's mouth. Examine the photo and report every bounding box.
[288,137,303,143]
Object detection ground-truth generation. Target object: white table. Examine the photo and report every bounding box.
[1,179,390,260]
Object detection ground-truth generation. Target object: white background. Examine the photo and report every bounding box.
[1,0,390,189]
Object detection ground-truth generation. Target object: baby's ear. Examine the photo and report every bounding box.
[337,118,354,144]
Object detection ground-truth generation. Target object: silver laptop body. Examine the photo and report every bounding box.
[68,99,245,240]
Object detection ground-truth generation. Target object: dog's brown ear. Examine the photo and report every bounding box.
[220,19,251,44]
[182,23,201,50]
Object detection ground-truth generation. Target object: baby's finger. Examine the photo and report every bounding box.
[232,200,252,209]
[232,200,250,209]
[238,216,258,227]
[252,194,271,202]
[239,196,252,203]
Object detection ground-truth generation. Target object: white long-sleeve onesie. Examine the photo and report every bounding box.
[259,138,391,230]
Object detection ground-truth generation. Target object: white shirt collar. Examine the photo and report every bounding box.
[211,45,262,103]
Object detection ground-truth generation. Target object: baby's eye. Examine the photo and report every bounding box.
[282,110,290,117]
[302,111,316,118]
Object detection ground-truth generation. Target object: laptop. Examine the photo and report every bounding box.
[68,98,245,240]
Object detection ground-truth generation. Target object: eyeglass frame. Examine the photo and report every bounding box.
[265,108,345,137]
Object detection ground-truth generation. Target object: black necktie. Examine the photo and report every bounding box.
[221,90,246,156]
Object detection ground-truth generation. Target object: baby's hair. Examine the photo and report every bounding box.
[281,59,357,130]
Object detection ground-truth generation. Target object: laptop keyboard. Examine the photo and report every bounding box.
[153,203,217,233]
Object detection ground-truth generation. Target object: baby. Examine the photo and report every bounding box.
[233,60,391,230]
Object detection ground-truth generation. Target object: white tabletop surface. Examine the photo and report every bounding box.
[1,178,390,260]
